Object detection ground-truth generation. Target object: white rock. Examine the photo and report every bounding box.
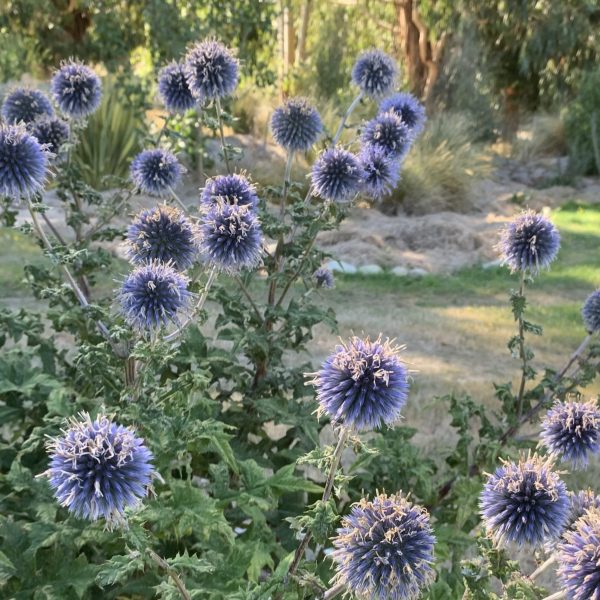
[391,266,409,276]
[326,260,357,274]
[358,264,383,275]
[482,259,503,270]
[408,267,428,277]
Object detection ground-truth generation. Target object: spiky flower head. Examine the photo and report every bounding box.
[359,145,401,200]
[199,200,263,273]
[313,266,335,289]
[1,88,53,124]
[51,61,102,118]
[126,205,198,270]
[184,39,239,101]
[351,49,398,98]
[157,61,197,114]
[0,124,49,199]
[498,211,560,274]
[479,454,570,546]
[362,111,412,160]
[119,261,191,330]
[41,412,156,528]
[379,92,426,137]
[332,492,435,600]
[557,508,600,600]
[312,335,409,431]
[311,147,364,203]
[582,289,600,333]
[540,400,600,469]
[200,173,258,210]
[130,148,182,196]
[567,489,600,531]
[271,97,323,152]
[30,116,70,155]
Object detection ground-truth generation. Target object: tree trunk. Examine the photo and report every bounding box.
[296,0,312,65]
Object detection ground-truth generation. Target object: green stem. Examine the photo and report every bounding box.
[215,97,231,174]
[516,271,528,419]
[156,115,170,145]
[146,548,192,600]
[332,91,363,145]
[169,187,188,212]
[322,583,345,600]
[529,555,556,581]
[235,277,263,323]
[287,428,350,580]
[541,592,565,600]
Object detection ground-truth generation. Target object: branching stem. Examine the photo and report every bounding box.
[146,548,192,600]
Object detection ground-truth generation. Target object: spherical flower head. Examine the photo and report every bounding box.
[0,124,49,199]
[42,412,156,528]
[184,39,239,101]
[126,205,198,270]
[51,61,102,118]
[557,508,600,600]
[1,88,54,124]
[359,145,401,200]
[582,289,600,333]
[200,173,258,210]
[540,400,600,469]
[567,489,600,531]
[362,111,412,160]
[312,335,409,431]
[199,200,263,273]
[351,49,398,98]
[313,266,334,289]
[119,261,191,330]
[499,211,560,274]
[270,97,323,152]
[157,61,197,114]
[311,147,364,203]
[30,116,70,155]
[332,492,435,600]
[379,92,426,137]
[130,148,182,196]
[479,454,570,546]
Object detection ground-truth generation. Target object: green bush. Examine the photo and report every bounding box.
[564,68,600,175]
[73,79,145,189]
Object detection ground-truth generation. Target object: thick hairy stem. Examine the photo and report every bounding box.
[215,97,231,174]
[27,199,111,340]
[322,583,345,600]
[163,266,218,343]
[332,92,363,145]
[124,357,137,386]
[287,428,350,580]
[275,235,317,309]
[146,548,192,600]
[41,211,67,245]
[529,555,557,581]
[541,592,565,600]
[516,271,528,419]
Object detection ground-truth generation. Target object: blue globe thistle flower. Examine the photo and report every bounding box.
[126,205,198,271]
[1,88,53,124]
[30,116,70,154]
[313,266,334,289]
[351,49,398,98]
[199,200,263,273]
[119,261,191,330]
[557,508,600,600]
[157,61,197,114]
[130,148,182,196]
[184,39,239,101]
[270,97,323,152]
[567,489,600,531]
[200,173,258,210]
[311,335,409,431]
[582,289,600,333]
[359,145,401,200]
[41,412,156,528]
[51,61,102,118]
[0,124,49,199]
[379,92,426,137]
[479,454,570,546]
[540,400,600,469]
[362,111,412,160]
[311,147,364,203]
[332,492,435,600]
[498,211,560,274]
